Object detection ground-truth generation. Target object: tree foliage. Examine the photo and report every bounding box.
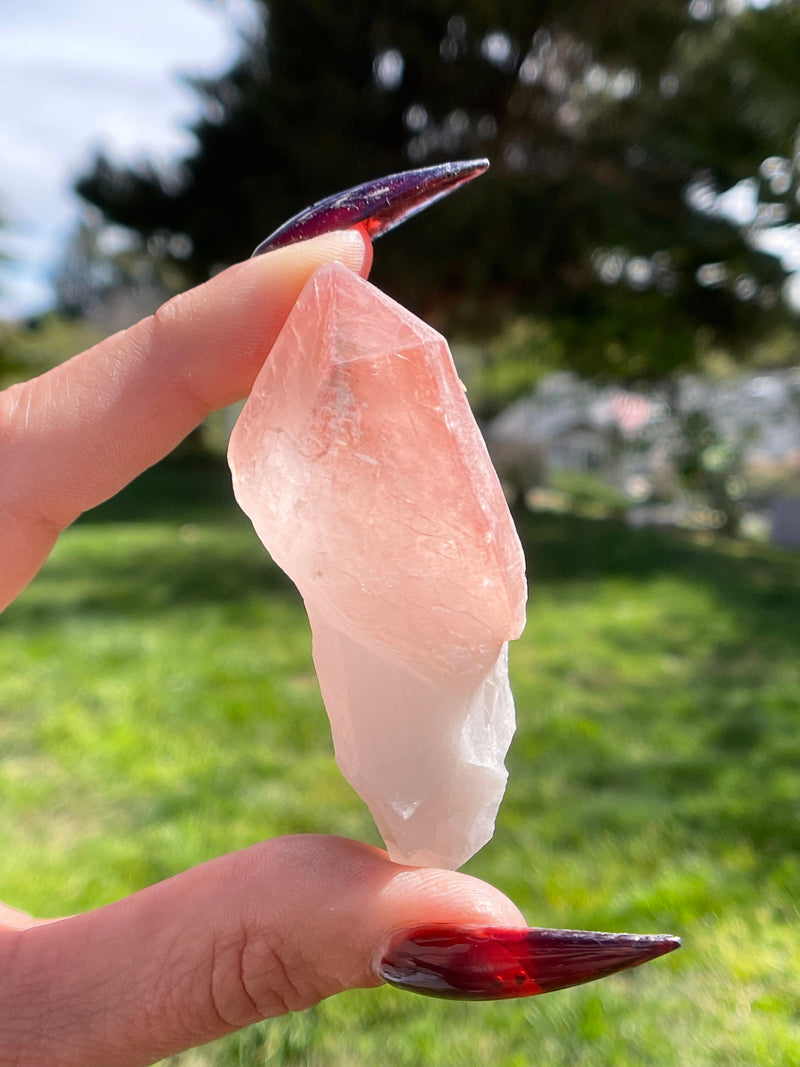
[76,0,800,377]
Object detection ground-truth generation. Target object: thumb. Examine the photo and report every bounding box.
[4,835,524,1067]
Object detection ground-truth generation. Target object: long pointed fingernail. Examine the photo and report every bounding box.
[252,158,489,255]
[376,924,681,1001]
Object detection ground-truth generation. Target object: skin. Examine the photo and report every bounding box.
[0,230,525,1067]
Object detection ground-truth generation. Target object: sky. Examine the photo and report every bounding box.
[0,0,254,319]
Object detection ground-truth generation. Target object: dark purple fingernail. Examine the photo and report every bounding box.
[252,158,489,255]
[376,923,681,1001]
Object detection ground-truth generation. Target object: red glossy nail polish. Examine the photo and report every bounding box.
[376,924,681,1001]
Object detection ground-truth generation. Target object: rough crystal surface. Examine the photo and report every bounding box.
[228,262,527,869]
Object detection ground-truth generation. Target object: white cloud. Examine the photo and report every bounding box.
[0,0,248,319]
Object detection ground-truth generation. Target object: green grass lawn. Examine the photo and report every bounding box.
[2,458,800,1065]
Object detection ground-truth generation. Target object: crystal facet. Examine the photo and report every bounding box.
[228,262,527,869]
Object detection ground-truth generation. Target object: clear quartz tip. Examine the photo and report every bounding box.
[252,158,489,255]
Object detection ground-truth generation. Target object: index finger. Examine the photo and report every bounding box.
[0,229,371,610]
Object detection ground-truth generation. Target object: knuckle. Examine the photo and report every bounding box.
[149,300,211,417]
[241,927,321,1016]
[210,925,321,1028]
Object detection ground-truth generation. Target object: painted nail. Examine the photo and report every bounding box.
[252,159,489,256]
[376,923,681,1001]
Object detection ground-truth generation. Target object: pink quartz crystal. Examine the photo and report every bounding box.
[228,262,527,869]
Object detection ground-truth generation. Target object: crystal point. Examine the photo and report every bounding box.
[228,262,526,869]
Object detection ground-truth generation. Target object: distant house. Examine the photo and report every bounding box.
[544,415,612,474]
[484,368,800,517]
[485,374,660,501]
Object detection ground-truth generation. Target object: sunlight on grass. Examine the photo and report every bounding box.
[2,460,799,1064]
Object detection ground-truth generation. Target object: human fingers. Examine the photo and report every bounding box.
[0,902,51,930]
[0,229,371,610]
[0,836,524,1067]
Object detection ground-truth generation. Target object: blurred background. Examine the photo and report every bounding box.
[3,0,800,539]
[2,2,800,1065]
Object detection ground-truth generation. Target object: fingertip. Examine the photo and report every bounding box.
[381,865,527,931]
[256,228,372,278]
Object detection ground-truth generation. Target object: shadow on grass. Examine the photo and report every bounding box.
[78,455,800,604]
[62,454,800,609]
[16,454,799,675]
[78,454,240,525]
[516,505,799,600]
[2,457,299,628]
[13,535,300,624]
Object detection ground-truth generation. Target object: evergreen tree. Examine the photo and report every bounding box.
[76,0,800,376]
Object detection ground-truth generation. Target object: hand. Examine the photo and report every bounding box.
[0,231,525,1067]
